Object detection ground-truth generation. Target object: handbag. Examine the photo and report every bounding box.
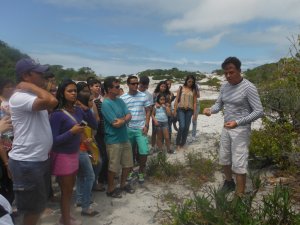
[61,109,100,165]
[83,126,100,165]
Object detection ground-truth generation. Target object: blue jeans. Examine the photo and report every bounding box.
[76,152,95,211]
[192,101,200,137]
[176,108,193,146]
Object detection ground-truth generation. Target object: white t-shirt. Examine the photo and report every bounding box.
[0,195,13,225]
[143,90,154,106]
[8,91,53,161]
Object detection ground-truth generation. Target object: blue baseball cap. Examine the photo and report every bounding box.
[15,58,49,78]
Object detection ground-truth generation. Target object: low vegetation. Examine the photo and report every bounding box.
[146,151,216,187]
[163,184,300,225]
[199,100,216,114]
[200,77,221,90]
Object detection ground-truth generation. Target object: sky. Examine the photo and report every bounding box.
[1,0,300,76]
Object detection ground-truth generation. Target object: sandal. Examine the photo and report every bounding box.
[106,189,122,198]
[92,186,106,192]
[81,210,99,217]
[121,184,135,194]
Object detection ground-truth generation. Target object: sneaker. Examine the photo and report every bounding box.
[221,179,236,192]
[126,172,135,182]
[167,149,176,154]
[187,137,193,144]
[138,173,145,183]
[81,209,99,217]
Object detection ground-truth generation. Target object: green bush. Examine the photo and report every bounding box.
[200,77,221,89]
[184,152,216,188]
[199,100,216,114]
[164,184,300,225]
[249,119,299,169]
[146,152,184,181]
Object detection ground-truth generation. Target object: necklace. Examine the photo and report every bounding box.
[63,105,75,113]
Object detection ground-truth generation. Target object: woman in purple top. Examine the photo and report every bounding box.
[50,79,97,225]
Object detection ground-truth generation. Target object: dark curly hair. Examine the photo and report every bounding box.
[55,79,77,109]
[156,93,167,104]
[154,81,170,95]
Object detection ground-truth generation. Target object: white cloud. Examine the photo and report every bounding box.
[165,0,300,33]
[30,52,147,76]
[176,32,227,51]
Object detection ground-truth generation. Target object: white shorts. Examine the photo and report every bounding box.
[219,126,251,174]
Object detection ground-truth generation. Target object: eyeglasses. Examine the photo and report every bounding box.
[113,85,120,89]
[130,82,139,85]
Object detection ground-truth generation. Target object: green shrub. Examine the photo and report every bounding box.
[164,184,300,225]
[146,152,184,181]
[258,185,300,225]
[199,100,216,114]
[249,119,299,169]
[200,77,221,89]
[184,152,216,188]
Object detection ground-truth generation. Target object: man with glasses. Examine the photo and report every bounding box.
[120,75,151,184]
[8,58,58,225]
[101,77,134,198]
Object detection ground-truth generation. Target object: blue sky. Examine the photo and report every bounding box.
[1,0,299,76]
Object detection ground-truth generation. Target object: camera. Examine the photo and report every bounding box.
[79,120,87,127]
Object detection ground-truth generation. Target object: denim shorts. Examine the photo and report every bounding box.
[8,159,50,213]
[155,121,168,130]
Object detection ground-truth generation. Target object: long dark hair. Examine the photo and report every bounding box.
[156,93,167,104]
[154,81,170,95]
[56,79,77,109]
[183,75,196,91]
[77,82,91,106]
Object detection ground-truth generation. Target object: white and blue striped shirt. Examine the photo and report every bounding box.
[120,91,151,129]
[210,78,263,126]
[154,106,168,122]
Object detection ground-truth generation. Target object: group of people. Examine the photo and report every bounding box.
[0,56,263,225]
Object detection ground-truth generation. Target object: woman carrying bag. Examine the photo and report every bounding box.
[173,75,197,151]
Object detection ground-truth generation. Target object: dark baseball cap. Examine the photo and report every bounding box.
[15,58,49,78]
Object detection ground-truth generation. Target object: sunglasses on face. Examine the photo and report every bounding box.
[130,82,139,85]
[113,85,120,89]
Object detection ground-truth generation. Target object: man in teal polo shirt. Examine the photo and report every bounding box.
[102,77,134,198]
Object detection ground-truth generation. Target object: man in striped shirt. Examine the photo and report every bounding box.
[120,75,152,183]
[203,57,263,196]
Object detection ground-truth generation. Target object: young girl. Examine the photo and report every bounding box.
[75,84,99,217]
[151,81,171,151]
[50,79,97,225]
[151,94,173,154]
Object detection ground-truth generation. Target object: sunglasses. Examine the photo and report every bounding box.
[113,85,120,89]
[130,82,139,85]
